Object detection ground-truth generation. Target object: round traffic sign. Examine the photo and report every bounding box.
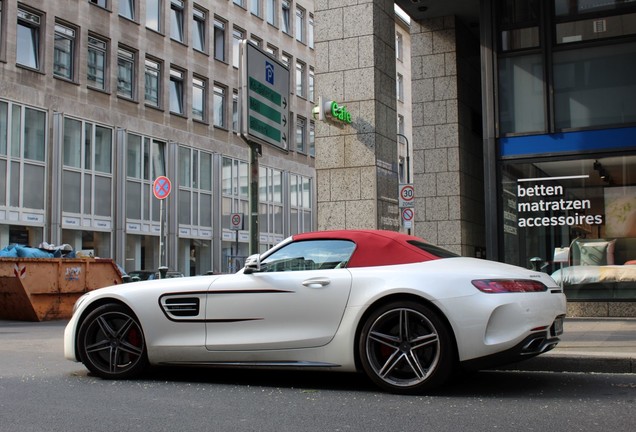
[402,208,414,221]
[400,185,414,202]
[153,176,172,200]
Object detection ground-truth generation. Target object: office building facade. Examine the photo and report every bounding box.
[0,0,316,274]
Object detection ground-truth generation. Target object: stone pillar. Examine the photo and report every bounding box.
[410,16,484,256]
[314,0,399,231]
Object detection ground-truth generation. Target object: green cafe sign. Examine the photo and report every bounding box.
[313,98,352,124]
[327,101,352,124]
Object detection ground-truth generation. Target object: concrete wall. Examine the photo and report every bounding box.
[314,0,399,230]
[410,16,484,255]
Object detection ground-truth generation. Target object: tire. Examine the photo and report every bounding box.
[77,303,148,379]
[358,301,454,394]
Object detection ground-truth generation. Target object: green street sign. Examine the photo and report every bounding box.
[240,41,290,151]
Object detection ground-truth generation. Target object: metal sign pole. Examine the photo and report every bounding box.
[249,142,260,255]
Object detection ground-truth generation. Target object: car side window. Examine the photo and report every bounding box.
[260,240,355,272]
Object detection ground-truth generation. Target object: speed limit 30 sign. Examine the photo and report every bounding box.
[399,184,414,208]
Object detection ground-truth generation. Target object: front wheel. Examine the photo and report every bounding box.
[358,301,454,394]
[77,304,148,379]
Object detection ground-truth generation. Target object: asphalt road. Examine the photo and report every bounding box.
[1,320,635,432]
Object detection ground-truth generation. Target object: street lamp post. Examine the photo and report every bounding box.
[397,133,410,184]
[397,133,411,235]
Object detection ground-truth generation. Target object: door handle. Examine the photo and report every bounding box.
[302,278,331,288]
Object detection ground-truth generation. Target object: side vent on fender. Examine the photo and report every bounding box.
[161,297,200,318]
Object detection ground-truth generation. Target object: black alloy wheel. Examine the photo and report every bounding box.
[77,304,148,379]
[359,301,453,394]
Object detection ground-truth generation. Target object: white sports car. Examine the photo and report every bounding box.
[64,230,566,394]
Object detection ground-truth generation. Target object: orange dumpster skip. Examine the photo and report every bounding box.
[0,258,123,321]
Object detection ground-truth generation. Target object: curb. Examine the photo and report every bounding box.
[496,354,636,374]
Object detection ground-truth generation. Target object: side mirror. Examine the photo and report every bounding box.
[243,254,261,274]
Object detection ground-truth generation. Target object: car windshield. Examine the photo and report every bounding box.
[407,240,459,259]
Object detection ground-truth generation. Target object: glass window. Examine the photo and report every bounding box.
[308,67,314,102]
[267,0,277,26]
[214,85,226,127]
[192,76,206,121]
[554,42,636,129]
[0,103,46,210]
[87,35,107,90]
[16,8,41,70]
[296,116,305,153]
[396,73,404,101]
[94,125,113,174]
[556,12,636,44]
[497,54,545,135]
[260,240,355,272]
[501,155,636,300]
[251,0,261,16]
[169,68,184,115]
[120,0,135,20]
[396,32,403,61]
[63,118,82,168]
[282,0,291,34]
[308,13,314,49]
[54,24,76,80]
[126,134,166,222]
[295,6,305,43]
[193,6,206,52]
[296,61,306,98]
[146,0,161,32]
[281,52,290,68]
[144,58,161,107]
[233,28,244,68]
[232,89,239,132]
[170,0,184,43]
[266,44,278,58]
[214,19,226,62]
[555,0,636,17]
[0,101,7,156]
[117,47,135,99]
[498,0,540,51]
[233,0,245,7]
[24,108,45,161]
[309,121,315,157]
[89,0,108,8]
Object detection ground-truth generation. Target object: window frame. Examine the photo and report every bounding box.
[146,0,162,32]
[192,75,207,122]
[169,66,185,115]
[214,18,226,62]
[192,5,207,53]
[16,7,42,71]
[144,57,162,108]
[87,34,108,91]
[170,0,185,43]
[117,46,136,100]
[53,22,77,81]
[213,84,227,128]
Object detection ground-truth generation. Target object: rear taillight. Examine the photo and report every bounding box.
[472,279,547,293]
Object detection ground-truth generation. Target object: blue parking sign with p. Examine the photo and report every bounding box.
[265,61,274,85]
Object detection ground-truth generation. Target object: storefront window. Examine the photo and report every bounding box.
[553,42,636,130]
[501,155,636,300]
[498,54,546,135]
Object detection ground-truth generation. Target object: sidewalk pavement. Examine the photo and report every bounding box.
[499,317,636,374]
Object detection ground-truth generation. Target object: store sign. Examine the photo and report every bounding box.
[515,177,603,228]
[312,97,352,124]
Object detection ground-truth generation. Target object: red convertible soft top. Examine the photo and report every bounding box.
[292,230,445,268]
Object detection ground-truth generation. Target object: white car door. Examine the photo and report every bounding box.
[205,239,355,351]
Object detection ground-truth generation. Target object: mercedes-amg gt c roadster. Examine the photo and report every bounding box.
[64,230,566,394]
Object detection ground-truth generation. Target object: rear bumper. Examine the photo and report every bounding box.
[460,317,563,371]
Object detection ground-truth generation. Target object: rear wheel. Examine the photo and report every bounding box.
[358,301,453,394]
[77,304,148,379]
